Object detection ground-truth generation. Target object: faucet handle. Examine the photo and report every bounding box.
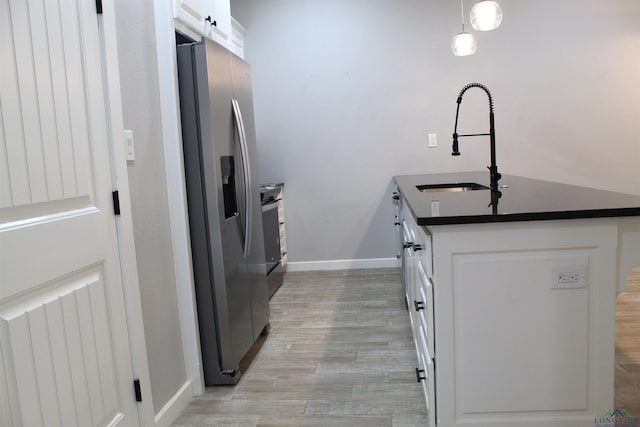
[487,165,501,183]
[452,133,461,156]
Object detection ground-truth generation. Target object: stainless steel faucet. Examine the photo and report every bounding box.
[452,83,501,189]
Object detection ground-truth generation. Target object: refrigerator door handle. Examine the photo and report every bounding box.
[232,98,251,258]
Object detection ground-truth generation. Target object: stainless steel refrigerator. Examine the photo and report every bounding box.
[177,38,269,385]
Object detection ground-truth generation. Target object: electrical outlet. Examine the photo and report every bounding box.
[428,133,437,148]
[558,272,581,283]
[552,265,586,289]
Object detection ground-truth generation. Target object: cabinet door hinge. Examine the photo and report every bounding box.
[95,0,103,14]
[112,190,121,216]
[133,379,142,402]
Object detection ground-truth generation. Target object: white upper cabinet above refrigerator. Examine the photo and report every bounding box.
[173,0,232,48]
[209,0,232,46]
[173,0,207,36]
[230,17,248,59]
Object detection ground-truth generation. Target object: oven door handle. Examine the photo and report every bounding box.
[232,98,251,258]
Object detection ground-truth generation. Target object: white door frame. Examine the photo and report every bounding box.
[99,2,155,424]
[153,1,205,396]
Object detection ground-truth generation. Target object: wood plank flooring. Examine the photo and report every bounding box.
[172,267,640,426]
[615,267,640,416]
[172,269,428,426]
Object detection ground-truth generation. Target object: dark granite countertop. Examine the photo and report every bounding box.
[394,172,640,226]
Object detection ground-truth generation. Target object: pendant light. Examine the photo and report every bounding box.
[470,0,503,31]
[451,0,477,56]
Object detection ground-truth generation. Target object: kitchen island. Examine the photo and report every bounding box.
[394,172,640,427]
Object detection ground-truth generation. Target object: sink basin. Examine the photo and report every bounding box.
[416,182,490,193]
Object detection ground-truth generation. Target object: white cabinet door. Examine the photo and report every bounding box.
[173,0,232,47]
[174,0,207,35]
[230,17,248,59]
[0,0,139,425]
[207,0,231,46]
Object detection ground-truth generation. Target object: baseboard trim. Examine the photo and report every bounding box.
[153,380,193,427]
[287,257,401,272]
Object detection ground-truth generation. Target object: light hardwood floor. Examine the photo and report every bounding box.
[615,267,640,416]
[172,269,428,426]
[172,267,640,426]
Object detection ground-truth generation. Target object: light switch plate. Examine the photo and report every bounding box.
[430,200,440,216]
[428,133,437,148]
[124,129,135,161]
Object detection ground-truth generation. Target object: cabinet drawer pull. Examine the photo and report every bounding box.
[413,244,423,251]
[403,242,414,249]
[415,368,426,382]
[414,300,425,311]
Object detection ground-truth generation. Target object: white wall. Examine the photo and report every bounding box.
[231,0,640,265]
[114,1,188,415]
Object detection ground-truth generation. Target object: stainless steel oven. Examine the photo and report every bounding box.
[260,184,284,298]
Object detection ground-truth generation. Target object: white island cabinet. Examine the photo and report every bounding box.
[396,172,640,427]
[401,202,436,427]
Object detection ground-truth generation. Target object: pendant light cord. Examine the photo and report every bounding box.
[460,0,465,31]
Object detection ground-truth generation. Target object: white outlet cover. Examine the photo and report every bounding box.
[552,265,587,289]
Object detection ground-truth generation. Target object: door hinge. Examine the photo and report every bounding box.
[95,0,103,14]
[133,379,142,402]
[112,190,121,216]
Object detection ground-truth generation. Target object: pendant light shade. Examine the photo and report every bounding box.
[470,0,503,31]
[452,0,476,56]
[452,32,477,56]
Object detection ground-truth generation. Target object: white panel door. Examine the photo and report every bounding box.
[0,0,139,426]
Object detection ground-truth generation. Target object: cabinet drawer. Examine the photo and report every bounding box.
[416,228,433,279]
[409,303,416,331]
[417,324,436,427]
[417,325,433,411]
[402,219,414,242]
[417,262,435,358]
[417,328,430,412]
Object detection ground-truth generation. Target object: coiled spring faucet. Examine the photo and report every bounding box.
[452,83,501,189]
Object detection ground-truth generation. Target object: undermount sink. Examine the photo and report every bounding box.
[416,182,490,193]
